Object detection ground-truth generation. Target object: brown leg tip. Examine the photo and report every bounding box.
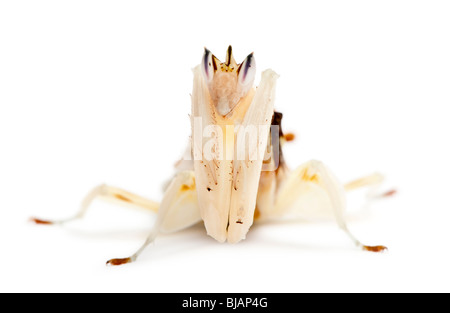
[106,257,133,266]
[381,189,397,197]
[284,133,296,142]
[30,217,54,225]
[363,245,388,253]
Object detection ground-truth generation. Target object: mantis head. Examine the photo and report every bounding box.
[201,46,256,116]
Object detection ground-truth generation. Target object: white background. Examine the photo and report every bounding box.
[1,1,449,293]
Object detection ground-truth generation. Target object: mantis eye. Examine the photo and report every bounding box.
[237,53,256,87]
[201,48,217,83]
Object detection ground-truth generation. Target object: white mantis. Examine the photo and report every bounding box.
[32,46,392,266]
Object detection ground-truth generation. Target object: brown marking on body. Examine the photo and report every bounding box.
[363,245,388,253]
[271,111,289,176]
[30,217,54,225]
[253,207,261,221]
[114,194,132,203]
[181,184,191,192]
[106,257,133,266]
[302,169,320,183]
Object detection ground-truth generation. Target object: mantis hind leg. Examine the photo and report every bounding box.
[31,184,159,225]
[344,172,397,198]
[268,160,387,252]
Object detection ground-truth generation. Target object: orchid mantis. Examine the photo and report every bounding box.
[32,46,391,266]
